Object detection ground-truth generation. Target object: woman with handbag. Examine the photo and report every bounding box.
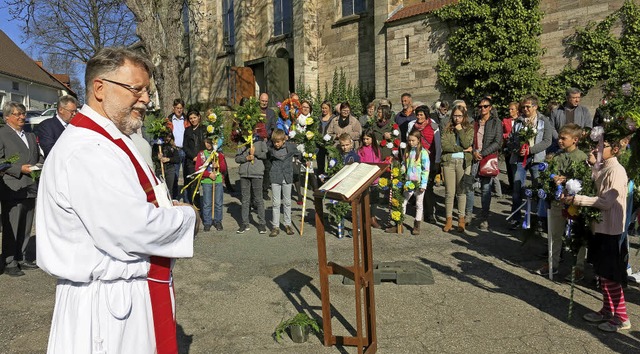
[440,105,474,232]
[472,97,503,231]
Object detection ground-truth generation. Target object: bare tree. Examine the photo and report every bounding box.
[42,53,85,103]
[4,0,137,101]
[5,0,137,63]
[126,0,189,114]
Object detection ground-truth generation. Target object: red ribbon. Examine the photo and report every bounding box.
[70,113,178,354]
[520,143,529,167]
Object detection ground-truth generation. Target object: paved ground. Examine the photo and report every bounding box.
[2,161,640,353]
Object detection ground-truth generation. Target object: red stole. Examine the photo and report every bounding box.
[70,113,178,354]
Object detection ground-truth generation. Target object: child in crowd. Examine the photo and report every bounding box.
[534,124,587,277]
[402,129,430,235]
[339,133,360,164]
[358,129,384,228]
[196,138,225,232]
[152,132,180,198]
[336,133,360,238]
[235,136,268,234]
[563,133,630,333]
[268,129,300,237]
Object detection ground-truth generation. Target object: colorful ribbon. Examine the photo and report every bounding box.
[520,143,529,168]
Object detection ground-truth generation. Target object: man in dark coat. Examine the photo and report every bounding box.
[37,95,78,158]
[0,101,43,276]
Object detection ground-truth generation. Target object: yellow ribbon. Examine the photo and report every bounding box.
[180,150,218,209]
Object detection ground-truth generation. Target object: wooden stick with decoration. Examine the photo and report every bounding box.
[158,148,166,181]
[180,152,215,208]
[300,161,311,236]
[211,150,219,222]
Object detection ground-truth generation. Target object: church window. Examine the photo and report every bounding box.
[273,0,293,36]
[222,0,235,49]
[342,0,366,17]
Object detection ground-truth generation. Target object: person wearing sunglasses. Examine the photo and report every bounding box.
[507,94,553,230]
[37,95,79,158]
[471,97,503,231]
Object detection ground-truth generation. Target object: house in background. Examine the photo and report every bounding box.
[0,30,75,111]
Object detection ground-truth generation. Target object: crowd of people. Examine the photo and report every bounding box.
[0,44,637,352]
[158,87,638,334]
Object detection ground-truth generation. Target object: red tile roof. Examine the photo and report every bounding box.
[386,0,459,23]
[0,30,72,92]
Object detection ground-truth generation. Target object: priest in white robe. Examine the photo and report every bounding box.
[36,47,198,354]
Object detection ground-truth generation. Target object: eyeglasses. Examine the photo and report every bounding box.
[60,107,78,115]
[477,104,491,109]
[522,105,535,109]
[101,78,152,97]
[10,111,26,117]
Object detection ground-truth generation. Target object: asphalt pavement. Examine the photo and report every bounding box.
[1,159,640,353]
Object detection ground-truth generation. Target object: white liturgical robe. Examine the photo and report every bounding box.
[36,105,196,354]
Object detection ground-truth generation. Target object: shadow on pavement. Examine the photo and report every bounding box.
[418,250,640,353]
[273,268,352,354]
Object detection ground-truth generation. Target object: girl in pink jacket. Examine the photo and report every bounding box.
[358,129,384,228]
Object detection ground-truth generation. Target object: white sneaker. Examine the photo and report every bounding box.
[627,271,640,283]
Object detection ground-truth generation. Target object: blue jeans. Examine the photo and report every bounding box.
[240,177,265,226]
[271,183,292,228]
[201,182,223,226]
[511,162,541,222]
[173,148,186,200]
[479,176,493,217]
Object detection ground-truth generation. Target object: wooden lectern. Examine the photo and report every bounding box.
[313,163,387,354]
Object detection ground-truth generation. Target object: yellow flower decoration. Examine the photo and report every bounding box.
[391,211,401,221]
[378,178,388,187]
[391,199,400,207]
[306,131,315,139]
[567,204,580,217]
[392,178,399,186]
[206,125,214,133]
[391,167,400,177]
[311,154,317,160]
[208,113,217,122]
[306,117,314,125]
[234,113,238,118]
[246,115,251,119]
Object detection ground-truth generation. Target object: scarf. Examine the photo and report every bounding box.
[338,115,349,128]
[413,119,429,131]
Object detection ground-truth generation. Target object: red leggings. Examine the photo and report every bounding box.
[600,277,629,322]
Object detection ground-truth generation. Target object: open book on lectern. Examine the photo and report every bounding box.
[318,163,381,199]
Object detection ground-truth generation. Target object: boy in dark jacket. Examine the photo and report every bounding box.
[268,129,301,236]
[235,136,268,234]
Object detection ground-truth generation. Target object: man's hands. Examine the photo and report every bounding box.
[20,164,31,174]
[174,201,202,237]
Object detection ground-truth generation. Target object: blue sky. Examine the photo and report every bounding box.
[0,10,36,58]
